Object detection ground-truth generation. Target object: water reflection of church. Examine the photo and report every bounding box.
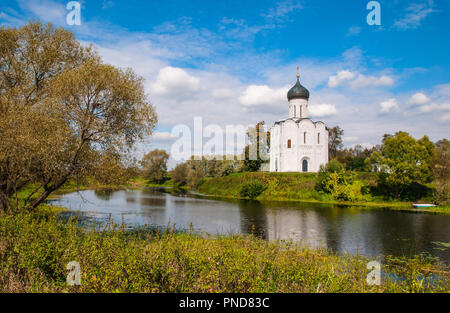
[238,201,329,249]
[266,209,328,248]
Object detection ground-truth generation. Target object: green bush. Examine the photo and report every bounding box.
[327,159,345,173]
[239,180,266,199]
[341,179,365,202]
[316,160,364,202]
[316,160,345,192]
[187,167,206,188]
[433,183,450,205]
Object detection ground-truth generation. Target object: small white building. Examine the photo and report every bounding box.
[270,69,329,172]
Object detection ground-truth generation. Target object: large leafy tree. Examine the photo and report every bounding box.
[93,150,138,186]
[141,149,170,184]
[336,144,378,171]
[432,139,450,204]
[373,131,434,198]
[328,126,344,159]
[243,121,270,172]
[0,22,157,211]
[171,163,189,186]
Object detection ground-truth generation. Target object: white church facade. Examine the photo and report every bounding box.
[269,68,329,173]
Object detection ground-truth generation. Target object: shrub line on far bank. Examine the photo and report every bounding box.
[155,172,448,214]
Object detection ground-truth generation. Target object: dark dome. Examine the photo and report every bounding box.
[287,78,309,101]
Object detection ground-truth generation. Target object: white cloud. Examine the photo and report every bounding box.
[342,46,363,66]
[343,136,359,142]
[440,113,450,122]
[419,102,450,113]
[346,26,362,37]
[328,70,394,89]
[328,70,356,88]
[394,2,435,30]
[434,83,450,98]
[411,85,450,122]
[351,143,375,150]
[0,11,25,26]
[218,17,272,41]
[102,1,115,9]
[380,98,399,113]
[18,0,66,25]
[94,41,168,77]
[151,132,176,142]
[150,67,200,97]
[219,0,303,40]
[239,85,288,107]
[262,0,303,22]
[350,74,394,89]
[211,88,235,99]
[408,92,430,105]
[309,104,338,117]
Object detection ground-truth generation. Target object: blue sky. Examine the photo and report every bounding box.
[1,0,449,159]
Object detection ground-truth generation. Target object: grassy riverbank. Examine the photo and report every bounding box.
[193,172,449,214]
[33,178,148,201]
[0,206,448,293]
[58,178,148,193]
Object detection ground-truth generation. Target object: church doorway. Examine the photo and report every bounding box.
[302,159,308,172]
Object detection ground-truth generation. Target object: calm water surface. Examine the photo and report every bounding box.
[49,188,450,262]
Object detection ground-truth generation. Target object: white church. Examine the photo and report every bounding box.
[269,68,329,173]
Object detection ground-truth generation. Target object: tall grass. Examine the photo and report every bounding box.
[0,206,448,293]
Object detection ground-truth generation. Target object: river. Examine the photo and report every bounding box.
[49,188,450,262]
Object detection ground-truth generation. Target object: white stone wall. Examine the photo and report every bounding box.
[269,89,329,173]
[289,99,308,118]
[269,119,328,173]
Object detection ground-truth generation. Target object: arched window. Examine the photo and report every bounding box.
[303,132,306,144]
[318,133,320,144]
[294,106,296,117]
[287,139,291,148]
[300,106,302,117]
[302,159,308,172]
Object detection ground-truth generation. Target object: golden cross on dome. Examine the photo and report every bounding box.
[297,66,300,79]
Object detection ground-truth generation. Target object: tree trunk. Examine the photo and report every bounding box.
[27,177,69,211]
[26,140,86,211]
[0,190,9,212]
